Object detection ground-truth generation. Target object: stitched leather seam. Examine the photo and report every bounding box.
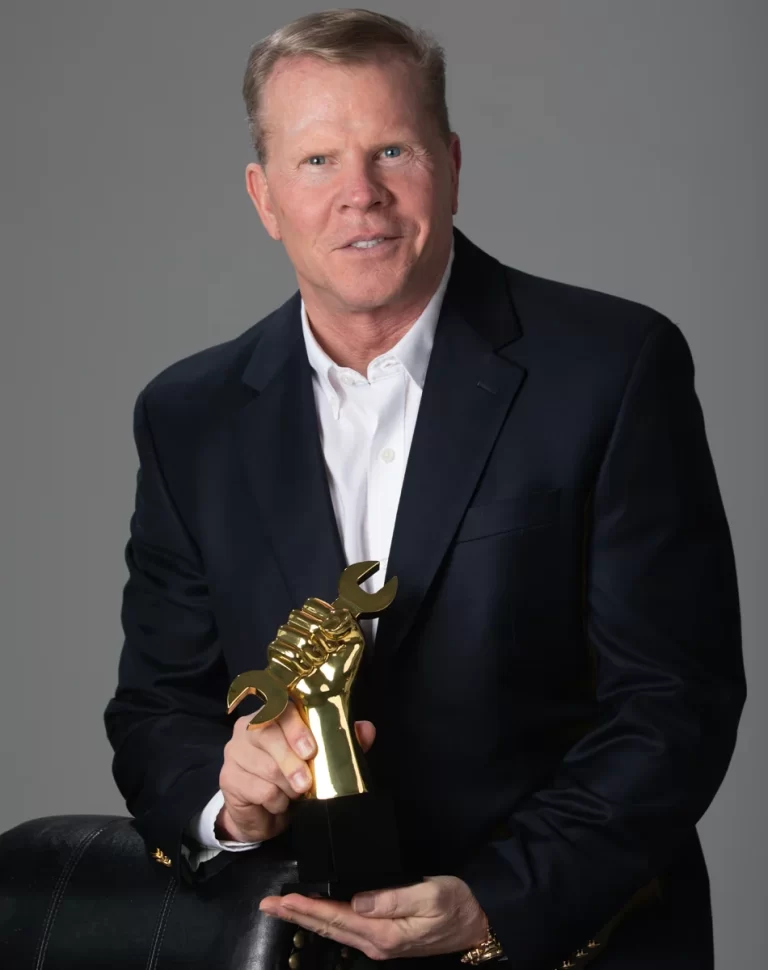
[145,875,178,970]
[33,819,121,970]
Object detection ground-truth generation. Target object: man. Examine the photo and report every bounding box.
[104,9,745,969]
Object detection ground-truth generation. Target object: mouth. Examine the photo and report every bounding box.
[341,235,400,252]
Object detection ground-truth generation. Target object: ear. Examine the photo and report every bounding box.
[448,132,462,216]
[245,162,281,241]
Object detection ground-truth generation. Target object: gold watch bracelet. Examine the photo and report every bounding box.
[460,916,503,965]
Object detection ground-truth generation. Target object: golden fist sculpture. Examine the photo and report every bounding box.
[227,561,397,799]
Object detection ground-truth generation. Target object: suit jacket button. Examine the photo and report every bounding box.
[152,847,172,866]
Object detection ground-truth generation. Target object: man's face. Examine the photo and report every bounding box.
[246,54,461,315]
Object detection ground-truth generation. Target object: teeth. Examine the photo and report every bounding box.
[350,237,386,249]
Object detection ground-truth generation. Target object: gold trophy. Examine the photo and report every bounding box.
[226,561,414,899]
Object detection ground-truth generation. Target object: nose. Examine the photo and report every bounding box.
[338,157,390,212]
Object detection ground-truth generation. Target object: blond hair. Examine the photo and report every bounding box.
[242,8,451,163]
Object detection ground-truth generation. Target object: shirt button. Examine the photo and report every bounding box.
[380,447,396,463]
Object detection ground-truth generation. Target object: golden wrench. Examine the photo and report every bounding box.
[226,561,397,729]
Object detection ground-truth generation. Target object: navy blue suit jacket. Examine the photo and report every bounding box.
[105,228,745,969]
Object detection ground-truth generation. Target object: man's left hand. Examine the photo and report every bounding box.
[259,875,488,961]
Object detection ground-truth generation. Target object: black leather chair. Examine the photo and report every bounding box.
[0,815,666,970]
[0,814,336,970]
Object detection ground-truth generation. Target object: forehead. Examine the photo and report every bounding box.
[262,54,428,142]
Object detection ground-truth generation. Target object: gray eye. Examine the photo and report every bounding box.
[308,155,326,165]
[382,146,402,158]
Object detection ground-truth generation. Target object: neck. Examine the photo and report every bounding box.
[303,301,429,374]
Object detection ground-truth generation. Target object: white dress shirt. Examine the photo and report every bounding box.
[185,246,455,869]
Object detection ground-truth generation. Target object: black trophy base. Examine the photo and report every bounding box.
[284,791,421,901]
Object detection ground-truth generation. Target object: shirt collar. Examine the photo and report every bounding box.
[301,242,455,406]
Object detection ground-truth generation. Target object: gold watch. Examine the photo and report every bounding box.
[460,922,504,965]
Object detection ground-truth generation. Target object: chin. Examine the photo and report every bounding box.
[334,280,405,312]
[343,292,402,313]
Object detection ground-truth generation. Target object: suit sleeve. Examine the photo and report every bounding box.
[104,389,233,884]
[457,318,746,967]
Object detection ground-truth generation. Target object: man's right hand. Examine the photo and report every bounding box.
[216,702,376,843]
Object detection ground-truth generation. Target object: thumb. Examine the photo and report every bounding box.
[354,720,376,752]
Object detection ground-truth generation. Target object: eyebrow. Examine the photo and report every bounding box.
[291,131,420,155]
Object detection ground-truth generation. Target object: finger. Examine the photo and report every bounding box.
[223,760,292,815]
[239,713,314,795]
[227,745,299,801]
[351,878,438,918]
[276,701,317,761]
[218,779,286,841]
[301,597,333,622]
[243,777,291,816]
[236,704,315,762]
[320,607,357,640]
[260,895,390,957]
[229,723,298,799]
[353,720,376,753]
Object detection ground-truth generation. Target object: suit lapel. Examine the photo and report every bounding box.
[236,296,345,609]
[374,230,526,665]
[234,230,525,662]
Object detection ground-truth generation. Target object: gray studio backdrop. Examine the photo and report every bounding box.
[1,0,765,963]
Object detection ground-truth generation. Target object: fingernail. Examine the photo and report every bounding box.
[296,737,314,758]
[352,894,375,914]
[291,768,310,791]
